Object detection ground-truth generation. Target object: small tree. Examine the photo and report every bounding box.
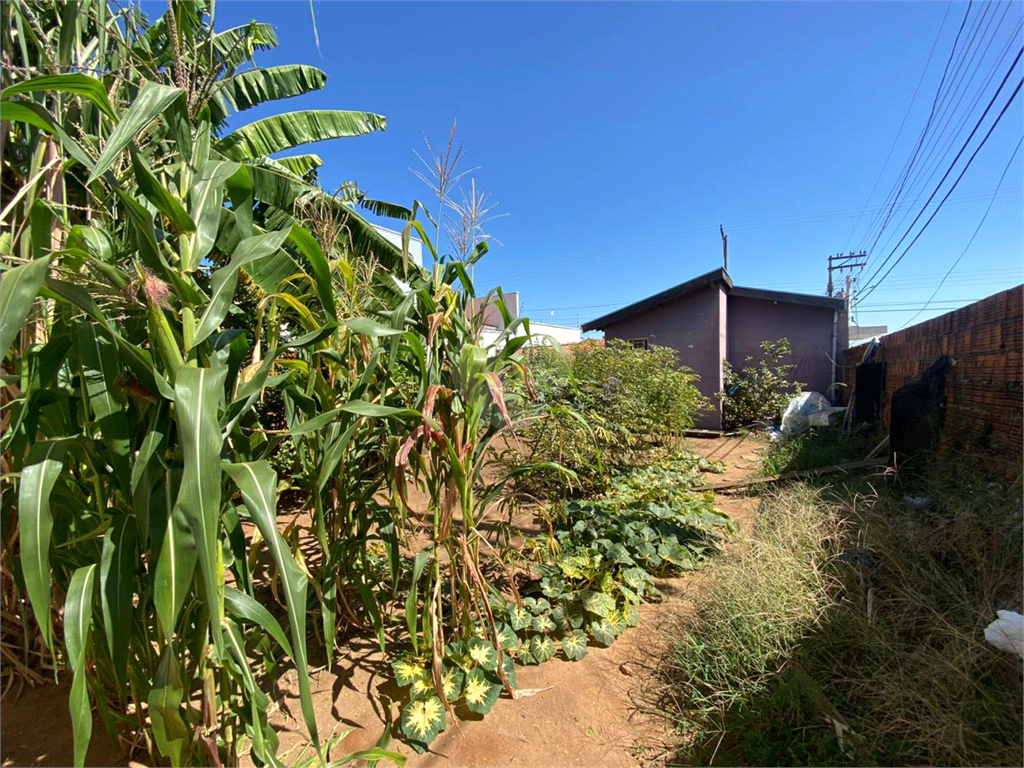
[720,338,804,429]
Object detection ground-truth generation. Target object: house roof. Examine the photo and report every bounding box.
[581,267,843,332]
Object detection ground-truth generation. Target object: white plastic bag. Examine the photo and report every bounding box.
[780,392,846,437]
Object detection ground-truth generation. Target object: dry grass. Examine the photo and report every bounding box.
[656,459,1024,767]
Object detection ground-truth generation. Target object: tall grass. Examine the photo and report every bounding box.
[658,462,1024,767]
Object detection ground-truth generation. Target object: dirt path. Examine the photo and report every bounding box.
[0,436,762,768]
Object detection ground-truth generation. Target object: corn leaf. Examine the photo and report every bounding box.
[191,228,290,349]
[148,645,189,767]
[222,461,320,751]
[88,82,185,184]
[187,160,241,269]
[223,586,294,659]
[18,437,74,651]
[129,147,195,233]
[2,73,117,119]
[0,254,52,359]
[173,366,228,650]
[64,564,97,768]
[100,514,138,686]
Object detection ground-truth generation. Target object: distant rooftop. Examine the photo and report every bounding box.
[582,268,844,332]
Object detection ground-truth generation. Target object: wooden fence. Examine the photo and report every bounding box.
[843,285,1023,469]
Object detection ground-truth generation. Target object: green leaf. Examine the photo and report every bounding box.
[191,228,290,348]
[530,635,556,663]
[186,160,241,269]
[224,586,293,659]
[405,549,431,655]
[338,401,418,419]
[129,147,195,233]
[2,73,116,119]
[508,605,531,631]
[215,110,386,160]
[392,656,429,687]
[496,624,519,651]
[217,64,327,111]
[461,668,501,715]
[64,564,97,768]
[100,514,138,686]
[561,629,589,661]
[76,323,131,495]
[275,154,323,176]
[18,437,74,651]
[588,619,617,647]
[343,317,404,338]
[222,461,319,750]
[0,101,95,168]
[286,225,336,322]
[148,646,190,767]
[152,484,196,640]
[531,614,556,634]
[581,590,616,618]
[172,366,227,650]
[0,255,52,359]
[400,696,445,746]
[88,82,185,184]
[466,638,498,671]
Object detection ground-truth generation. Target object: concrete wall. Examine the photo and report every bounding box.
[727,296,838,396]
[603,283,725,429]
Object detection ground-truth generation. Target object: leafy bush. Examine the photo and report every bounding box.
[720,338,804,430]
[514,340,708,490]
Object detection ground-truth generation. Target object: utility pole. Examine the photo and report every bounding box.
[720,225,729,272]
[827,251,867,297]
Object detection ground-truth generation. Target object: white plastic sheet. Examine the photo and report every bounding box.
[780,392,846,436]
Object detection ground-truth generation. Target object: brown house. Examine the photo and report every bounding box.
[581,268,848,429]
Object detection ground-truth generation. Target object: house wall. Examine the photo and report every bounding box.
[603,283,725,429]
[727,296,839,396]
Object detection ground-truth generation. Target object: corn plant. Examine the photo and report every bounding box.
[1,2,409,764]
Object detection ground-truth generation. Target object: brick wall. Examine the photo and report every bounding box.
[843,285,1023,468]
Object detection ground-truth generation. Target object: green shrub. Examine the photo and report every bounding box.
[514,340,708,490]
[720,338,803,430]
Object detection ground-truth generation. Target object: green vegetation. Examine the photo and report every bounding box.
[720,338,803,430]
[658,463,1023,767]
[0,3,730,765]
[514,340,708,492]
[760,424,881,475]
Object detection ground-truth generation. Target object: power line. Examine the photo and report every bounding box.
[897,135,1023,330]
[869,10,1020,262]
[857,0,978,260]
[840,1,954,252]
[857,47,1023,302]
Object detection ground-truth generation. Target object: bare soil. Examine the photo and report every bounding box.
[0,435,762,768]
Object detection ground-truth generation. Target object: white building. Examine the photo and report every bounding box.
[469,292,582,349]
[372,224,424,267]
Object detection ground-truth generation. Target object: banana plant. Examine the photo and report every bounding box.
[0,3,404,764]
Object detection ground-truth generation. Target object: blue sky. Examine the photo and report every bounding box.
[208,0,1022,334]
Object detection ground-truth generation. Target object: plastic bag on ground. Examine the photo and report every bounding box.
[780,392,846,437]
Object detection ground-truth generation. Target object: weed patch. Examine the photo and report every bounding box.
[657,463,1024,767]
